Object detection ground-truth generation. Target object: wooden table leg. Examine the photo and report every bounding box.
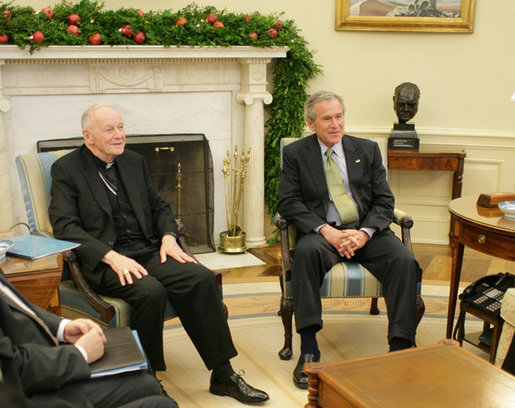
[447,238,464,338]
[305,362,322,408]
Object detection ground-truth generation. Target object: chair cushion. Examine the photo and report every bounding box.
[321,262,383,297]
[16,150,71,234]
[59,280,178,328]
[284,261,383,299]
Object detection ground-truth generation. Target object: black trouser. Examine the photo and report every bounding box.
[29,371,177,408]
[291,228,422,344]
[90,252,237,371]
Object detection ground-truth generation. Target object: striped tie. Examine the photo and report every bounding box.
[324,147,358,224]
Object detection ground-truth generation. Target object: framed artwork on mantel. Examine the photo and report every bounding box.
[336,0,476,33]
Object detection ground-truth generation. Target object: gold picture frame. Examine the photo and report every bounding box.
[336,0,476,33]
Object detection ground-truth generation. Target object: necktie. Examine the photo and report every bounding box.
[324,147,358,224]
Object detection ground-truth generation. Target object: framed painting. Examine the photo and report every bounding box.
[336,0,476,32]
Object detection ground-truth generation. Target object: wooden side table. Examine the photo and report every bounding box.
[387,145,466,242]
[304,340,515,408]
[447,197,515,340]
[1,253,63,315]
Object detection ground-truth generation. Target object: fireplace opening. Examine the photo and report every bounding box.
[38,134,215,254]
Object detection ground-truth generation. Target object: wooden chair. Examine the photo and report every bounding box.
[16,150,225,328]
[275,137,424,360]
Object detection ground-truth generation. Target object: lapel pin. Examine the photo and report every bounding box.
[355,159,361,163]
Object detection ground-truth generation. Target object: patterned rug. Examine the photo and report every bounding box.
[157,282,488,407]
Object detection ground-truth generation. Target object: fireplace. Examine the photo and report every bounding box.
[0,45,288,246]
[38,134,215,254]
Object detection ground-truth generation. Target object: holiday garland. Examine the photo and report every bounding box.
[0,0,321,238]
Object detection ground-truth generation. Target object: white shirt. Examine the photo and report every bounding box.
[315,138,375,239]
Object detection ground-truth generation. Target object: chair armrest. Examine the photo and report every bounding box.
[63,250,116,324]
[393,208,414,252]
[274,213,293,282]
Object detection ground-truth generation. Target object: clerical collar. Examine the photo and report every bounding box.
[85,147,116,170]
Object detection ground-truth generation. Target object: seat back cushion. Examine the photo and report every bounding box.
[16,150,72,234]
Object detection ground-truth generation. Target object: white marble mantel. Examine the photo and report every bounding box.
[0,45,288,247]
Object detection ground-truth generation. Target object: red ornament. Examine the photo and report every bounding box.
[2,10,11,19]
[133,31,146,44]
[66,25,79,36]
[135,9,145,17]
[120,24,134,37]
[248,32,258,41]
[266,28,278,38]
[175,17,187,27]
[41,7,54,19]
[67,13,81,25]
[213,21,224,29]
[242,14,251,22]
[30,31,45,43]
[206,13,217,25]
[273,20,283,30]
[0,34,8,44]
[89,33,102,45]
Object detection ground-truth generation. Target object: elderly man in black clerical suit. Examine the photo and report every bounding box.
[48,104,268,405]
[0,267,176,408]
[277,91,423,389]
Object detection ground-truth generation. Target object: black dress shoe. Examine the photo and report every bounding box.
[210,372,269,404]
[293,353,320,389]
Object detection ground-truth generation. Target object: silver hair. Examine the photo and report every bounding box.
[81,104,118,130]
[305,91,346,121]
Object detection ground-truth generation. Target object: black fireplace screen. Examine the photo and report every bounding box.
[37,134,215,254]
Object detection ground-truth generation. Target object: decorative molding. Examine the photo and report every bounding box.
[89,63,164,93]
[347,125,515,142]
[0,97,10,113]
[0,45,289,61]
[236,92,273,106]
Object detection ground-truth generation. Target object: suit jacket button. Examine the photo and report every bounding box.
[108,241,114,246]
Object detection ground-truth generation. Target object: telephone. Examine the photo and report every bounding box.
[459,272,515,317]
[453,273,515,345]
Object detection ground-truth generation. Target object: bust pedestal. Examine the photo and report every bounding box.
[388,123,419,150]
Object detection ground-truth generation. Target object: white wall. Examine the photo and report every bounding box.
[9,0,515,243]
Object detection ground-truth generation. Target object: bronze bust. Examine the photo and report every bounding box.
[393,82,420,124]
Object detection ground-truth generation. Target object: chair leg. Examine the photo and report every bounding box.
[278,295,294,360]
[369,297,380,315]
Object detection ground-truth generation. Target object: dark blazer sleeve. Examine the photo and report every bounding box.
[49,147,179,277]
[0,275,90,395]
[277,136,329,234]
[345,136,394,232]
[277,134,394,235]
[49,150,113,271]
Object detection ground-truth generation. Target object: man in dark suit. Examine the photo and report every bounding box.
[0,267,176,408]
[48,104,268,404]
[277,91,423,388]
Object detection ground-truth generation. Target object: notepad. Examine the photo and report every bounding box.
[90,327,148,379]
[7,234,80,260]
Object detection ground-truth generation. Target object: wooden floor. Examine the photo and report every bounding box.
[218,243,515,285]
